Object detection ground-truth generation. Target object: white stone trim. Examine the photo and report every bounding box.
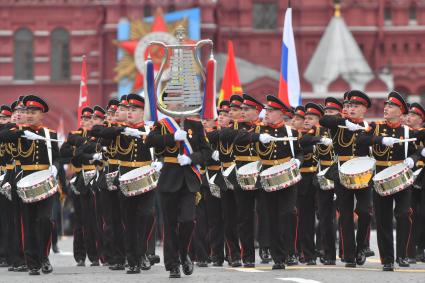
[0,57,13,63]
[34,76,49,81]
[0,76,13,81]
[0,30,13,36]
[70,30,97,36]
[34,30,50,36]
[34,57,49,63]
[71,56,84,62]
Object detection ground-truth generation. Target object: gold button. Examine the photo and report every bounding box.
[134,154,137,157]
[36,162,39,164]
[134,149,138,152]
[275,129,277,132]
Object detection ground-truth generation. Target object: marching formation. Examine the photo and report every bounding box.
[1,90,425,278]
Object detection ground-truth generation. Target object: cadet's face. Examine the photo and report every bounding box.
[116,106,128,122]
[80,117,92,129]
[13,109,26,124]
[0,116,10,125]
[348,103,367,119]
[201,119,216,129]
[303,114,319,130]
[127,106,144,124]
[342,103,350,118]
[106,111,116,122]
[25,109,43,126]
[229,107,241,120]
[218,111,231,127]
[91,116,104,126]
[406,113,423,129]
[325,109,340,116]
[383,103,402,121]
[265,109,284,125]
[291,116,304,130]
[240,107,259,122]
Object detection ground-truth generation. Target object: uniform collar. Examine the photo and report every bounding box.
[268,121,285,129]
[386,120,401,129]
[127,121,145,128]
[349,118,364,124]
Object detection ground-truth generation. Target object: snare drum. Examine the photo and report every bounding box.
[17,170,58,203]
[0,174,11,201]
[236,161,261,190]
[260,159,301,192]
[106,171,119,191]
[208,174,221,198]
[119,165,158,197]
[83,170,96,186]
[373,163,413,196]
[339,157,375,189]
[222,164,236,190]
[317,168,334,191]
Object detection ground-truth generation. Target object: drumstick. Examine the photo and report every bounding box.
[122,131,148,137]
[338,125,367,130]
[393,138,417,143]
[21,135,63,143]
[270,137,298,142]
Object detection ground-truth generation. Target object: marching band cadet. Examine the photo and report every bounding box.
[60,106,93,267]
[221,94,266,268]
[208,95,242,267]
[291,106,306,131]
[0,105,13,267]
[146,100,211,278]
[406,103,425,262]
[357,91,418,271]
[2,99,27,272]
[319,90,373,268]
[300,98,341,265]
[297,103,324,265]
[0,95,59,275]
[236,95,303,269]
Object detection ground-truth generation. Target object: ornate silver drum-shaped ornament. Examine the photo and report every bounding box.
[149,26,213,118]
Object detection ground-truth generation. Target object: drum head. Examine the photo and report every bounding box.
[340,157,375,175]
[260,160,294,177]
[238,161,260,175]
[119,165,153,182]
[223,164,236,177]
[17,170,52,188]
[317,167,329,177]
[373,163,407,181]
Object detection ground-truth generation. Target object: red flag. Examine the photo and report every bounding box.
[77,55,89,127]
[219,41,242,103]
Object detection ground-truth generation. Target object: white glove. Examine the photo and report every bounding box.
[92,153,103,161]
[345,120,363,132]
[23,130,42,140]
[320,137,333,146]
[178,154,192,166]
[50,165,58,178]
[259,133,273,144]
[404,157,415,169]
[123,127,141,138]
[292,158,301,168]
[1,182,10,189]
[152,161,163,172]
[211,150,220,161]
[382,137,397,147]
[174,129,187,141]
[421,148,425,158]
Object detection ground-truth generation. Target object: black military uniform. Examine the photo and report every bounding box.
[0,95,59,275]
[220,94,268,267]
[239,95,303,269]
[146,115,211,278]
[61,107,98,266]
[408,103,425,262]
[319,90,373,268]
[357,92,418,271]
[207,96,242,267]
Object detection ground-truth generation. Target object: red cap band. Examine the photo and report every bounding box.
[128,99,144,107]
[120,99,129,106]
[26,100,45,111]
[94,110,105,118]
[0,110,11,116]
[326,102,342,111]
[350,96,368,107]
[295,110,305,117]
[411,107,425,120]
[243,100,263,111]
[388,97,405,113]
[82,111,92,117]
[109,105,118,111]
[306,108,322,116]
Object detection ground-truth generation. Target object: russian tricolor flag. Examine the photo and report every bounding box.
[278,7,301,107]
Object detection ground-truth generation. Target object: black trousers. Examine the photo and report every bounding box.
[256,189,271,249]
[265,185,297,263]
[79,190,100,263]
[10,185,25,267]
[408,189,425,258]
[220,189,241,262]
[72,192,86,262]
[317,188,336,261]
[335,181,372,262]
[192,184,209,262]
[160,183,196,270]
[204,181,225,263]
[297,173,317,260]
[122,190,155,267]
[21,194,53,270]
[99,188,125,265]
[374,189,412,264]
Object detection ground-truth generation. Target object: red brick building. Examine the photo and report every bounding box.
[0,0,424,130]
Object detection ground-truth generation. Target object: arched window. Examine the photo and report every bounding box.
[14,28,33,80]
[50,28,70,81]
